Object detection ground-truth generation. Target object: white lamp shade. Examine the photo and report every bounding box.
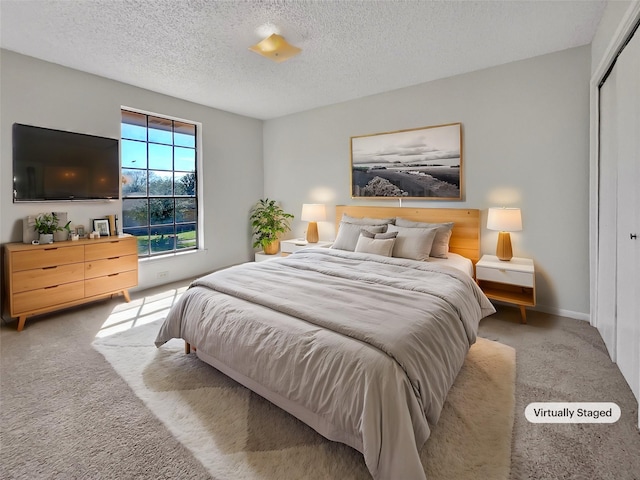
[487,207,522,232]
[301,204,326,222]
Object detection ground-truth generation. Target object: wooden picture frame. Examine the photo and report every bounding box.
[350,122,462,200]
[93,219,110,237]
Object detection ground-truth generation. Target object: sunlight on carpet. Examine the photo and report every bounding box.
[94,286,188,338]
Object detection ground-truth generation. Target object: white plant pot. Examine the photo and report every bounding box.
[39,233,54,244]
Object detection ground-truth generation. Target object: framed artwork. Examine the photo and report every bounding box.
[93,219,110,236]
[350,122,462,200]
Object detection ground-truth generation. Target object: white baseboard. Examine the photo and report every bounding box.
[533,304,590,322]
[491,300,590,322]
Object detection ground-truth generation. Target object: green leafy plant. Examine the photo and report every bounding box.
[33,213,62,235]
[250,199,294,250]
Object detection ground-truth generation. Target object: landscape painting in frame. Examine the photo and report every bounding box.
[351,122,462,199]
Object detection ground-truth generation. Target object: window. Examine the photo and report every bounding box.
[121,109,198,258]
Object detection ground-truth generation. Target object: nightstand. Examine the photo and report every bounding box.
[476,254,535,324]
[254,251,280,262]
[280,239,333,257]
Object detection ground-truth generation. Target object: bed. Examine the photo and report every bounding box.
[155,206,495,479]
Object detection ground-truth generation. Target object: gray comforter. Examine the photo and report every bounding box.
[155,248,495,479]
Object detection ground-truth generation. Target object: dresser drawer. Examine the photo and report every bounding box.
[85,270,138,298]
[12,263,85,293]
[12,246,84,271]
[12,280,85,314]
[85,238,137,261]
[85,254,138,280]
[476,265,534,288]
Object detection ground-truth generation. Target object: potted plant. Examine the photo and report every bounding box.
[250,198,294,254]
[34,213,62,244]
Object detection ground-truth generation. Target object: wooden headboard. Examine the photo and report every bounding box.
[335,206,481,263]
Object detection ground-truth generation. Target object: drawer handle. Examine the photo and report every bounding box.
[110,241,120,244]
[44,285,59,290]
[42,266,58,270]
[44,248,58,251]
[108,273,120,277]
[108,256,120,260]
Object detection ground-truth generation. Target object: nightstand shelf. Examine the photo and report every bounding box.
[255,251,279,262]
[476,254,535,323]
[280,239,333,257]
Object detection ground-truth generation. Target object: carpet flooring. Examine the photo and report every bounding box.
[93,321,515,479]
[2,278,640,479]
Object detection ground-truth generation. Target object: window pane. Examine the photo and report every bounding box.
[121,140,147,169]
[121,169,147,197]
[149,170,173,195]
[149,144,172,170]
[176,198,197,223]
[174,121,195,148]
[148,116,173,145]
[150,198,174,225]
[174,171,196,196]
[176,223,196,250]
[151,225,175,254]
[123,226,150,256]
[121,109,198,258]
[122,111,147,141]
[123,198,149,227]
[175,147,195,171]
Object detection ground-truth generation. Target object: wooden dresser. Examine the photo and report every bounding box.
[3,235,138,331]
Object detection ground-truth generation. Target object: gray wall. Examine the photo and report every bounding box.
[1,50,263,291]
[1,46,594,318]
[264,46,592,319]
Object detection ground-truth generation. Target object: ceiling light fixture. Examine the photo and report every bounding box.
[249,33,301,63]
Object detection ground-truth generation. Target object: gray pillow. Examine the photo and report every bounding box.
[394,218,454,259]
[354,234,396,257]
[386,224,439,261]
[341,213,395,226]
[331,222,385,251]
[360,229,399,240]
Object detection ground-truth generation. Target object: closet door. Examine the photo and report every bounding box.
[615,29,640,402]
[596,70,618,361]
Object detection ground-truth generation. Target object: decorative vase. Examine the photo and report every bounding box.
[39,233,54,244]
[53,231,69,242]
[263,240,279,255]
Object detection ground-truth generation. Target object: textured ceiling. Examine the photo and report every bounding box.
[1,0,606,120]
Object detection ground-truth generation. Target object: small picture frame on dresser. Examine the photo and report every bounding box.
[93,219,110,237]
[76,226,85,237]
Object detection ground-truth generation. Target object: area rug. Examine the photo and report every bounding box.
[93,321,515,479]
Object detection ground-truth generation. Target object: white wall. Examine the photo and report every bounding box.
[591,1,635,76]
[264,46,592,319]
[1,50,263,292]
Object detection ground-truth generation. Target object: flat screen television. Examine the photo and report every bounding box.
[13,123,120,202]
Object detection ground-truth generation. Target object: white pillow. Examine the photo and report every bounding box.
[386,224,439,261]
[354,234,396,257]
[394,218,453,259]
[331,222,385,251]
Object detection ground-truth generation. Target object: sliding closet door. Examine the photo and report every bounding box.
[614,29,640,402]
[596,71,618,361]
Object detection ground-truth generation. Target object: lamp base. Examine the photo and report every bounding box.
[496,231,513,261]
[306,221,319,243]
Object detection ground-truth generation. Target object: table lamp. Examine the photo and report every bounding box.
[301,204,326,243]
[487,207,522,261]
